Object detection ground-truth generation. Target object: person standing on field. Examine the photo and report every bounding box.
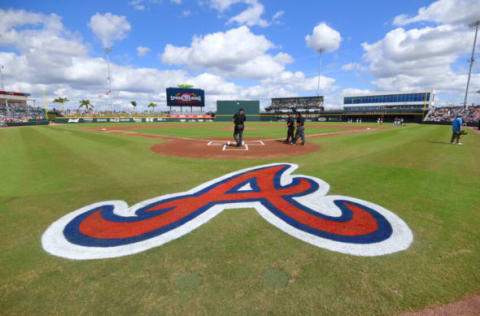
[450,114,463,145]
[285,113,294,144]
[232,108,246,147]
[292,112,305,145]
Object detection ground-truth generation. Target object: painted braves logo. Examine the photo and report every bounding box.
[42,163,413,260]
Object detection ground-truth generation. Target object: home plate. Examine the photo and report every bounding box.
[223,142,249,151]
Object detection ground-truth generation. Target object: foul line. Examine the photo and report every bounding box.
[96,126,384,145]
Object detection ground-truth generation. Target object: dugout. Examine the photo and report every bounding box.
[216,100,260,121]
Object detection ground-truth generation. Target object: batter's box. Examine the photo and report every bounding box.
[207,140,225,146]
[245,140,265,146]
[208,140,264,147]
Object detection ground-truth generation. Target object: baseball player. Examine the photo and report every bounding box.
[292,112,305,145]
[232,108,246,147]
[284,113,294,144]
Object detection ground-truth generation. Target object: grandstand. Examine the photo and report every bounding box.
[0,91,47,126]
[342,90,434,122]
[425,105,480,124]
[266,96,324,113]
[264,96,324,121]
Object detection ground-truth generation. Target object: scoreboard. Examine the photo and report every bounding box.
[166,88,205,107]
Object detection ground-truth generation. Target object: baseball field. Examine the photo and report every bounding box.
[1,122,479,315]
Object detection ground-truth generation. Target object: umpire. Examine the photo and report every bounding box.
[292,112,305,145]
[284,113,294,143]
[232,108,246,147]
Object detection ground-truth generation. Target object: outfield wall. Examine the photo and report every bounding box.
[53,117,214,124]
[4,120,50,127]
[216,100,260,121]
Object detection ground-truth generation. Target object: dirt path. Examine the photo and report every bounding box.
[401,293,480,316]
[88,125,383,160]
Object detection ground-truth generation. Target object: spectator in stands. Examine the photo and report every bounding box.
[285,113,294,144]
[451,114,464,145]
[292,112,305,146]
[232,108,246,147]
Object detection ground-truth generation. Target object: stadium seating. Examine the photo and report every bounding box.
[0,103,46,123]
[425,106,480,123]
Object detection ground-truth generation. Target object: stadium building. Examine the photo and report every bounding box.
[342,90,435,122]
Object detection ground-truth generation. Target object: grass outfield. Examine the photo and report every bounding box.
[0,122,479,315]
[134,122,339,139]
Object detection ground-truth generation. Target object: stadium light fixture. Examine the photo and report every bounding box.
[317,50,324,97]
[103,47,113,112]
[463,20,480,108]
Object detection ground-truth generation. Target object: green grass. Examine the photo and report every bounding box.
[133,121,339,139]
[0,122,479,315]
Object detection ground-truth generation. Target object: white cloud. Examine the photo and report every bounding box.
[129,0,178,11]
[0,9,87,56]
[208,0,270,27]
[393,0,480,26]
[136,46,150,57]
[260,71,336,94]
[208,0,244,12]
[88,13,131,48]
[273,10,284,20]
[342,63,367,72]
[227,0,269,27]
[0,8,339,112]
[161,26,292,79]
[361,23,480,103]
[306,22,342,53]
[0,9,229,111]
[342,88,371,95]
[187,73,238,95]
[362,25,472,79]
[272,10,284,24]
[181,10,191,17]
[129,0,146,11]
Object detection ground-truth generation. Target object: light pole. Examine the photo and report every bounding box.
[316,50,324,97]
[0,65,5,91]
[463,20,480,108]
[103,47,113,113]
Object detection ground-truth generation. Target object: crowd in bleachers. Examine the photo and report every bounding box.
[425,105,480,123]
[0,103,46,123]
[266,97,324,111]
[60,109,170,117]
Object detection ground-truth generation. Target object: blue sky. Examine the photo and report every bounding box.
[0,0,479,110]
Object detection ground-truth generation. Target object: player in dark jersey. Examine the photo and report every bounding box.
[292,112,305,145]
[285,113,294,144]
[232,108,246,147]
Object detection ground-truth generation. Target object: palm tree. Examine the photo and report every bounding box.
[78,99,93,113]
[52,97,69,110]
[130,101,137,116]
[148,102,157,113]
